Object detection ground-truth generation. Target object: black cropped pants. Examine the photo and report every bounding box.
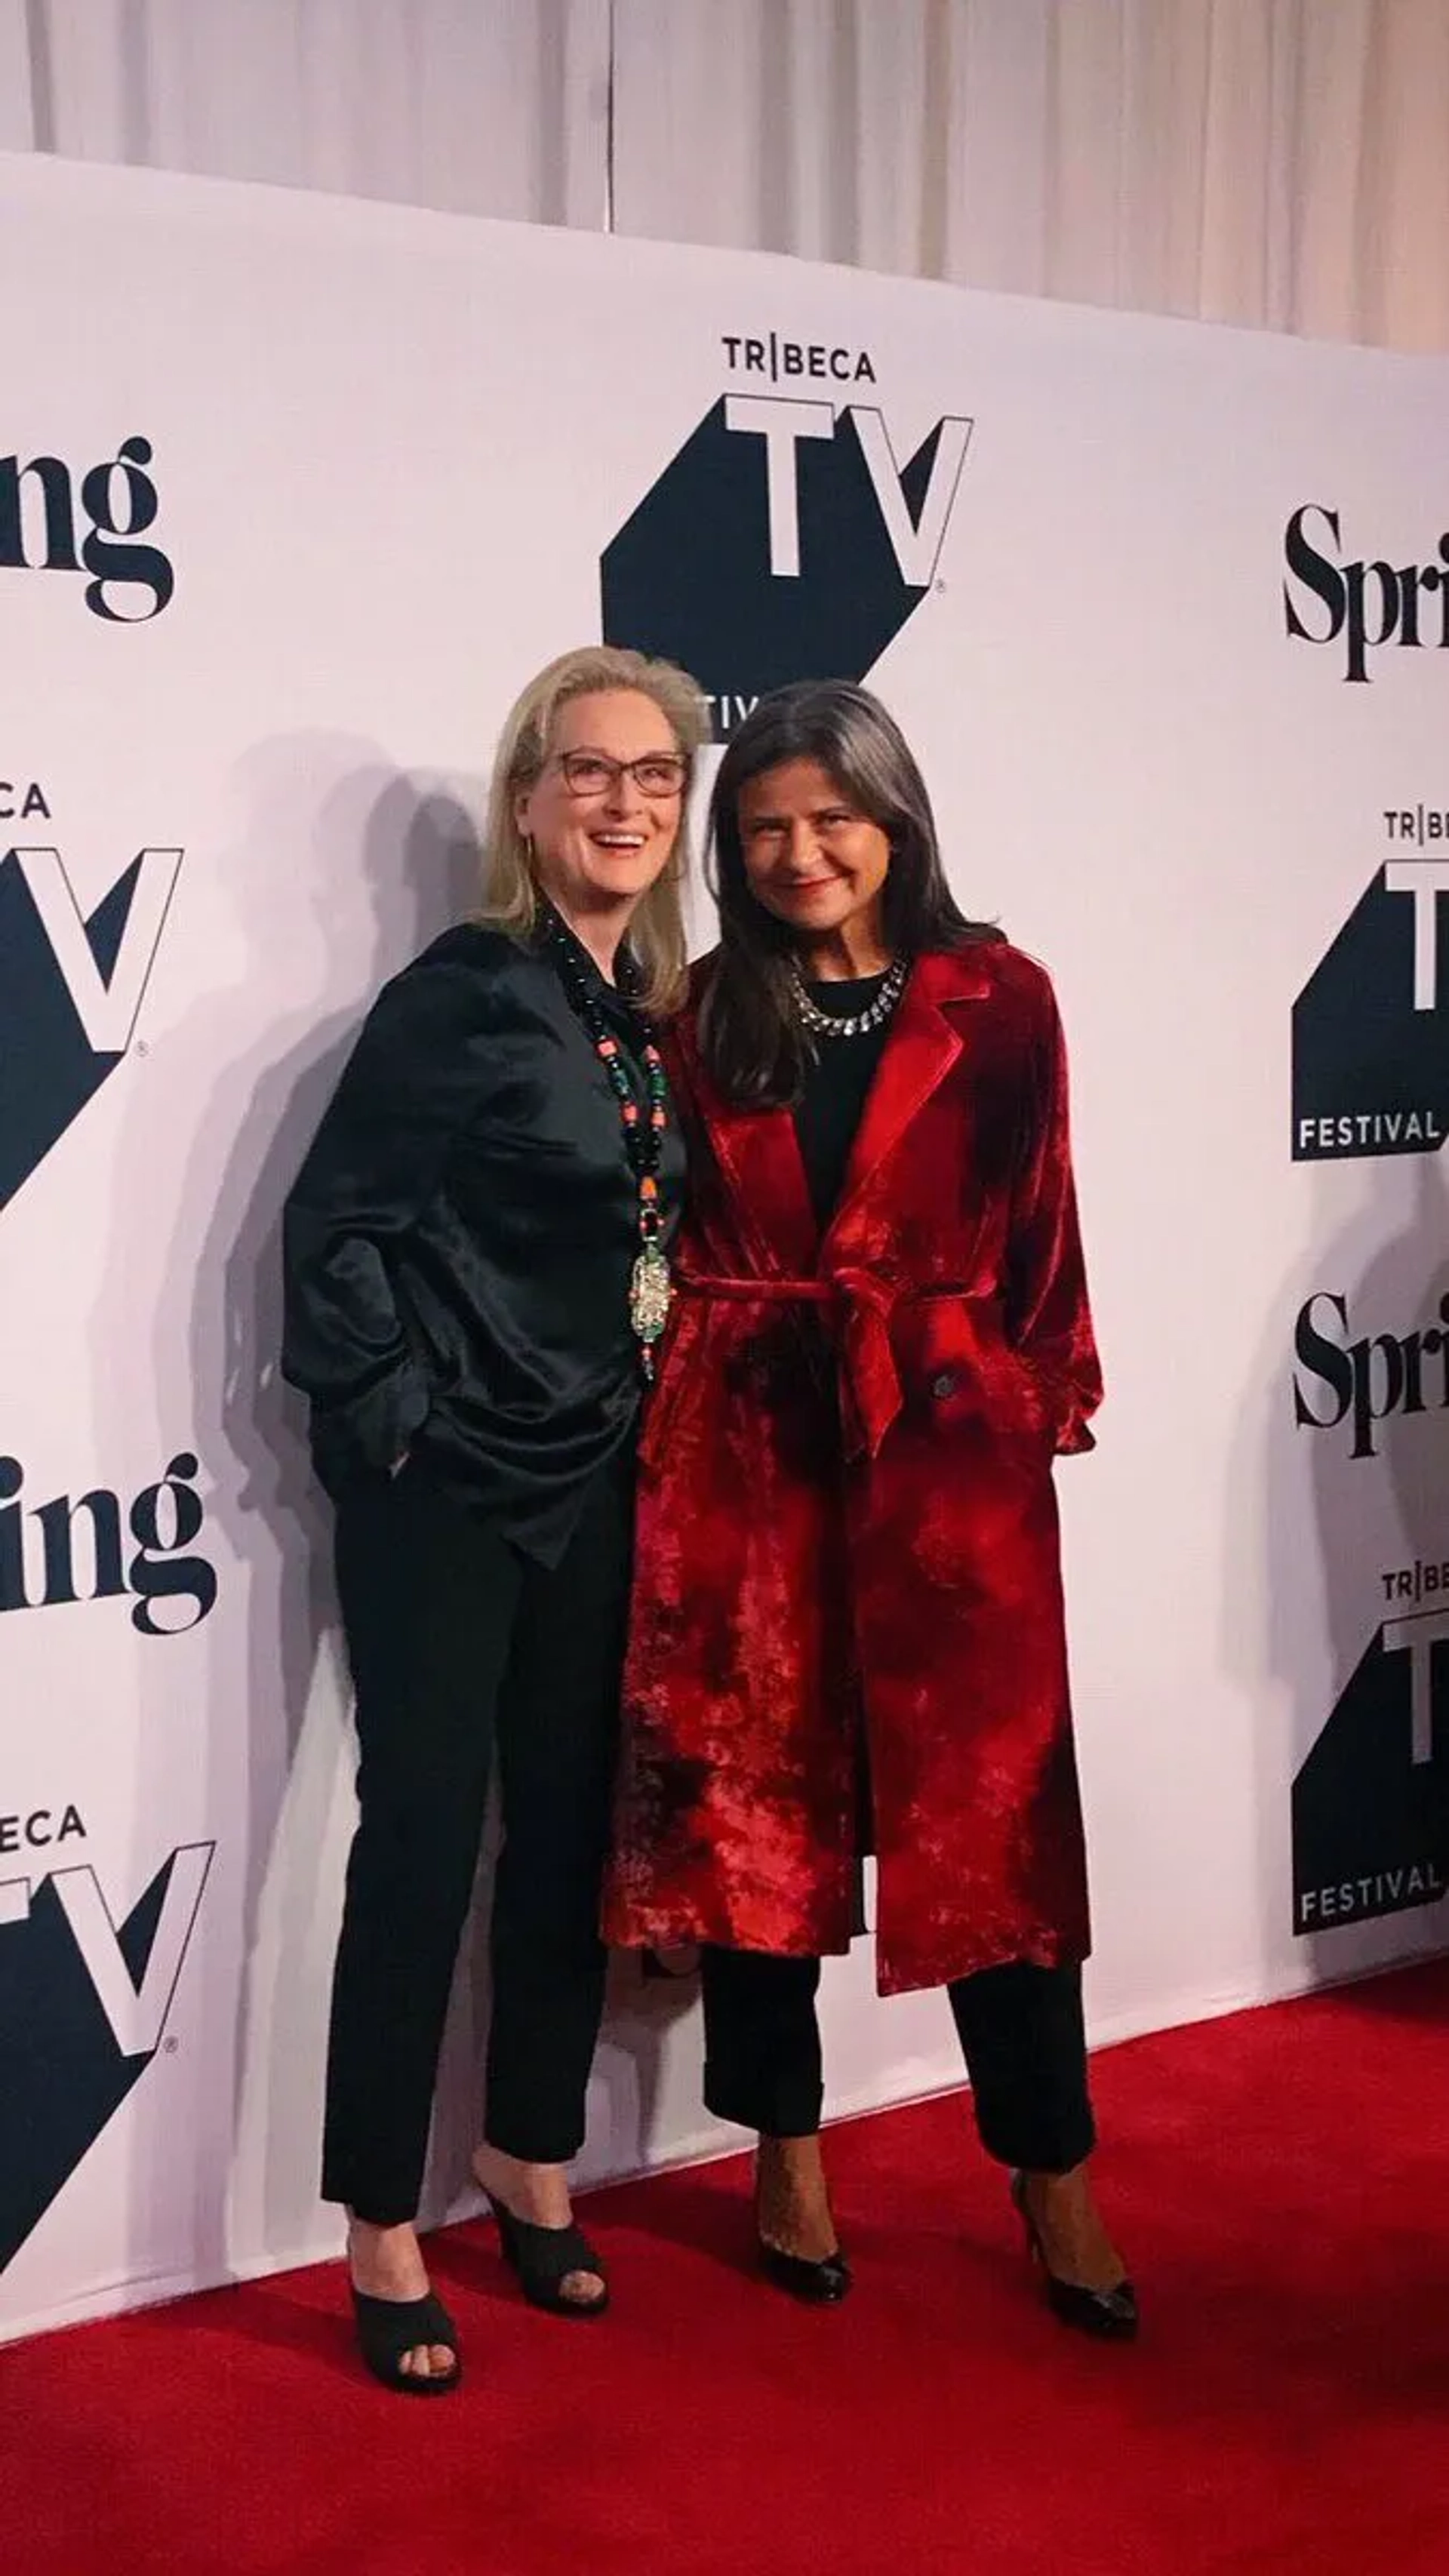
[322,1454,632,2227]
[700,1947,1095,2174]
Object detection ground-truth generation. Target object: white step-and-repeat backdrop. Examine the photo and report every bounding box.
[1,152,1444,2344]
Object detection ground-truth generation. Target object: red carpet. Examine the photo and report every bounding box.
[5,1962,1448,2574]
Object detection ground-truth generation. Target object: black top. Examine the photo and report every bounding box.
[793,972,894,1228]
[281,919,685,1565]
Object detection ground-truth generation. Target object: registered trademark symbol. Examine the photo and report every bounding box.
[935,579,946,595]
[136,1040,149,1059]
[163,2036,180,2055]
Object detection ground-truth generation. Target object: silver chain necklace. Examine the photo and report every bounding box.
[789,953,908,1040]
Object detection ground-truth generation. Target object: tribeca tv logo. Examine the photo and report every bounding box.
[0,1836,214,2273]
[1292,1579,1447,1937]
[1291,822,1449,1163]
[0,843,183,1215]
[601,331,972,740]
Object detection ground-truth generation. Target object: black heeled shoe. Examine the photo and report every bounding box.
[1011,2172,1139,2342]
[754,2142,851,2304]
[484,2194,611,2319]
[758,2236,854,2304]
[349,2286,463,2395]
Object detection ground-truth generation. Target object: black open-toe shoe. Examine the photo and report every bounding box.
[1010,2172,1138,2342]
[758,2236,853,2304]
[485,2194,610,2319]
[349,2286,463,2394]
[753,2150,851,2304]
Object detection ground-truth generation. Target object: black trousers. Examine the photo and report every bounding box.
[701,1947,1096,2175]
[322,1451,633,2227]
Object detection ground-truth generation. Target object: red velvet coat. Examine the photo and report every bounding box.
[603,942,1102,1996]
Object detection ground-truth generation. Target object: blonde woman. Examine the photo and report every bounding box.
[283,646,704,2393]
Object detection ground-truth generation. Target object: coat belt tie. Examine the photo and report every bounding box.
[675,1264,918,1460]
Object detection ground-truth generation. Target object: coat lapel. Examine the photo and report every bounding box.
[676,1017,820,1279]
[824,947,993,1245]
[676,946,995,1275]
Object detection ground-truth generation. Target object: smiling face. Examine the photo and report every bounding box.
[514,688,687,925]
[735,756,893,968]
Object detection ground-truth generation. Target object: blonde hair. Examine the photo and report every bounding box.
[479,645,708,1014]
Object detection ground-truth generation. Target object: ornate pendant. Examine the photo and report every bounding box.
[629,1239,673,1346]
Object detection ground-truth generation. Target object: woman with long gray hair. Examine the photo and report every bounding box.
[607,679,1137,2340]
[283,644,704,2391]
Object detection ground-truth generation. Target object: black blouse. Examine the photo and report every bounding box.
[281,919,685,1564]
[793,971,894,1227]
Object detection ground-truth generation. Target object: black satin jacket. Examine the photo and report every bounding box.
[281,921,685,1563]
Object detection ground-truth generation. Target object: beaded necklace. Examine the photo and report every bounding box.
[539,899,673,1380]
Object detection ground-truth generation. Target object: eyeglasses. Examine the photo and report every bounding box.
[552,749,688,802]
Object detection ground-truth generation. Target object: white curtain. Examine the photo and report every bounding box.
[0,0,611,226]
[614,0,1449,354]
[2,0,1447,349]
